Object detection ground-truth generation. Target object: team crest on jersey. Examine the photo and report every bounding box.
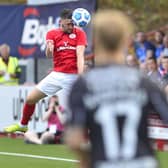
[69,33,76,39]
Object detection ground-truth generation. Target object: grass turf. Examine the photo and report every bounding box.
[0,137,168,168]
[0,137,77,168]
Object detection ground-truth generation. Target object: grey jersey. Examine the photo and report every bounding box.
[67,65,168,168]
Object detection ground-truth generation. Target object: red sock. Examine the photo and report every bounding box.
[21,103,35,125]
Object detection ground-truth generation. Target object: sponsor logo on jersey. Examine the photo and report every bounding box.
[57,46,76,51]
[57,41,76,51]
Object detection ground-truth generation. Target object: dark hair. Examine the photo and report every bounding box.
[147,56,157,64]
[60,9,73,19]
[155,30,165,37]
[163,56,168,59]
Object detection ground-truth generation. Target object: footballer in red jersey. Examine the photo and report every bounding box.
[4,8,87,133]
[46,26,87,74]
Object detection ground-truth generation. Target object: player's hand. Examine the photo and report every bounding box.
[47,40,54,52]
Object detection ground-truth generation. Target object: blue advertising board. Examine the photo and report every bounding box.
[0,0,96,58]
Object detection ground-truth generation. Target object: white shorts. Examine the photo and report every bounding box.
[36,71,78,108]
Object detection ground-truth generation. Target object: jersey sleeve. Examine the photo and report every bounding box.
[66,76,88,128]
[143,77,168,123]
[76,28,88,46]
[46,30,55,43]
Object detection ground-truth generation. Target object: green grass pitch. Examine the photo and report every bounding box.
[0,137,167,168]
[0,137,77,168]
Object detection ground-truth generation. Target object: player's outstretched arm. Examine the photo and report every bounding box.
[76,45,85,74]
[45,40,54,58]
[65,76,90,167]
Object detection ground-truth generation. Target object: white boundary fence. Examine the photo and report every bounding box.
[0,86,48,132]
[0,86,168,144]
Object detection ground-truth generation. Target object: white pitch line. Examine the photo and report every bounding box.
[0,152,78,163]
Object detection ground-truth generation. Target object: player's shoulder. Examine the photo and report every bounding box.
[85,64,140,76]
[47,28,62,35]
[83,65,144,86]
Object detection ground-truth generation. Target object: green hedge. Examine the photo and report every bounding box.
[97,0,168,32]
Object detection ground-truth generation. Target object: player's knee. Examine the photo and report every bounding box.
[25,88,45,104]
[25,94,39,104]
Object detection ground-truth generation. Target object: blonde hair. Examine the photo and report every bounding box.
[92,10,134,52]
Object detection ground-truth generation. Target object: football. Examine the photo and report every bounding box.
[72,8,91,27]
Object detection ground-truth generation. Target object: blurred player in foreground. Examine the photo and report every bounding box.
[65,10,168,168]
[4,8,87,133]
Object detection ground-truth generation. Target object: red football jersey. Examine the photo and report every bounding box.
[46,27,87,74]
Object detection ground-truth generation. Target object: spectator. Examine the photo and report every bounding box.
[157,34,168,66]
[160,48,168,76]
[146,49,155,59]
[160,49,168,89]
[24,95,64,144]
[125,54,139,67]
[146,56,161,85]
[139,49,155,74]
[135,31,155,62]
[163,34,168,49]
[126,35,135,55]
[0,44,21,85]
[154,30,164,59]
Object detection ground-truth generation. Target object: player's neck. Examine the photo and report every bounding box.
[95,50,125,65]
